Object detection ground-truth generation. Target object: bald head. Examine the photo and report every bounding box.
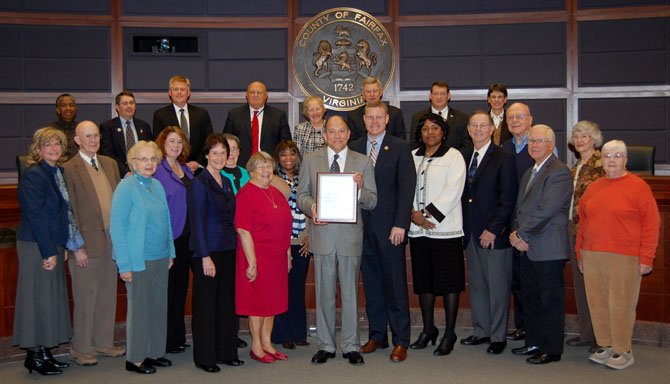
[74,120,100,158]
[246,81,268,110]
[506,102,532,139]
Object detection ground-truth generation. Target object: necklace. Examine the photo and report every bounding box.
[260,186,277,209]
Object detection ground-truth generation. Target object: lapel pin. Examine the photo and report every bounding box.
[384,146,389,151]
[117,128,122,132]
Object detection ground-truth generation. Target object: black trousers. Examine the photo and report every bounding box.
[520,252,566,356]
[272,244,311,344]
[190,250,238,366]
[166,231,190,351]
[510,249,525,329]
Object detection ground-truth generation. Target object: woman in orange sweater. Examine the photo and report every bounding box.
[576,140,660,370]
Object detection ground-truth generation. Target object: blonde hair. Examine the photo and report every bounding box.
[169,75,190,89]
[127,141,161,171]
[28,127,67,165]
[302,95,325,118]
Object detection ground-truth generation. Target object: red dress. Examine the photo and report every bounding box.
[235,182,292,316]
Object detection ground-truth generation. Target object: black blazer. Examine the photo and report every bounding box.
[222,104,292,167]
[347,104,406,143]
[350,134,416,240]
[501,137,535,184]
[410,106,473,154]
[461,144,518,249]
[152,104,214,164]
[99,117,153,176]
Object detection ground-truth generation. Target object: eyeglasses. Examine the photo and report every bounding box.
[603,153,626,159]
[468,123,492,129]
[528,138,552,144]
[133,157,160,164]
[506,114,529,121]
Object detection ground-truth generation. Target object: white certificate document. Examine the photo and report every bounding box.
[316,172,357,223]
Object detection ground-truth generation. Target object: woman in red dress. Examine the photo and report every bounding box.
[235,151,292,363]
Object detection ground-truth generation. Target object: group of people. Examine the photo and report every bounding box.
[12,75,660,378]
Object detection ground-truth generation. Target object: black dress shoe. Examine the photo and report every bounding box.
[460,335,490,346]
[527,352,561,364]
[295,341,310,346]
[126,361,156,374]
[487,342,507,354]
[434,334,457,356]
[342,351,364,365]
[218,359,244,366]
[282,342,296,349]
[144,357,172,367]
[195,363,220,373]
[511,345,540,356]
[237,338,248,348]
[167,345,186,354]
[507,329,525,341]
[410,327,439,349]
[565,337,596,347]
[311,350,336,364]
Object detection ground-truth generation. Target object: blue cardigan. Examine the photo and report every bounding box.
[110,173,175,273]
[16,161,68,258]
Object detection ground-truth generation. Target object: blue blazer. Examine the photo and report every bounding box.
[187,169,236,257]
[350,134,416,241]
[16,161,68,258]
[461,144,518,249]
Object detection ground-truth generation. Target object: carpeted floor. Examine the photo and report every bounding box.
[2,328,669,384]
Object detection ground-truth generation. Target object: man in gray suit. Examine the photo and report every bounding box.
[509,124,572,365]
[63,121,124,366]
[297,115,377,365]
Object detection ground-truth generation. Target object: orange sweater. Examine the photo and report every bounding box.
[576,173,660,266]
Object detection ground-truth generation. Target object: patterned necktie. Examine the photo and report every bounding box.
[90,158,98,171]
[251,110,260,156]
[330,153,340,173]
[467,152,478,186]
[180,108,190,139]
[125,120,135,152]
[525,167,538,193]
[369,140,377,167]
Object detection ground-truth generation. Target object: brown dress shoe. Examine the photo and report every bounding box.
[390,346,407,362]
[360,340,389,353]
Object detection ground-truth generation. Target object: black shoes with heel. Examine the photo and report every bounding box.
[434,332,457,356]
[24,349,62,375]
[410,327,439,349]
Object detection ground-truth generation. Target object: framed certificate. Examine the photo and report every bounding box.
[316,172,357,223]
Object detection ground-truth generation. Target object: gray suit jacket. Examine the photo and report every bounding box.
[296,147,377,256]
[63,154,121,259]
[512,155,572,262]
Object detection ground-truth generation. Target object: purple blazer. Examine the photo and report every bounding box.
[154,159,194,239]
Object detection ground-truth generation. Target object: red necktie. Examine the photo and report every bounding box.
[251,111,259,156]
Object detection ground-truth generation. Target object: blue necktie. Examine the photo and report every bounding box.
[467,152,478,186]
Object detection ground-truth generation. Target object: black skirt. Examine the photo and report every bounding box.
[409,236,465,295]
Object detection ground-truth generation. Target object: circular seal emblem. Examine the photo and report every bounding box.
[293,8,395,111]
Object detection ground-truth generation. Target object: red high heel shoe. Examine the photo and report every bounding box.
[250,350,275,364]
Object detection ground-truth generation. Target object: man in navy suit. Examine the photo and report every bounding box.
[223,81,292,167]
[459,110,517,355]
[347,77,406,142]
[350,101,415,363]
[152,75,213,171]
[410,81,472,153]
[100,91,153,176]
[509,124,572,364]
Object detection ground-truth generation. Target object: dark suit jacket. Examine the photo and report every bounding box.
[223,104,292,167]
[347,104,406,143]
[350,134,416,241]
[502,137,535,184]
[490,109,512,145]
[16,161,68,257]
[410,106,473,154]
[99,117,153,176]
[63,154,121,258]
[461,144,518,249]
[512,155,572,262]
[152,104,214,164]
[187,169,237,257]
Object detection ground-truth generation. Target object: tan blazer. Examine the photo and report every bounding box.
[63,154,121,259]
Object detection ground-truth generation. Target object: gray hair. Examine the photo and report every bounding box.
[601,140,627,156]
[127,141,161,171]
[246,151,275,173]
[571,120,603,148]
[529,124,555,142]
[302,95,326,118]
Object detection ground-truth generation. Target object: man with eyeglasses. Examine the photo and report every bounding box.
[49,93,80,160]
[410,81,472,153]
[223,81,292,167]
[346,77,406,142]
[509,124,572,365]
[100,91,153,176]
[153,75,214,171]
[63,121,125,366]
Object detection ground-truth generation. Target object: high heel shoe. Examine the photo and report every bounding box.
[410,327,439,349]
[24,350,62,375]
[433,332,457,356]
[40,346,70,369]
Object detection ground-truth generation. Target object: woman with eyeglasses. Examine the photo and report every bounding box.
[576,140,660,370]
[153,127,194,355]
[111,141,175,374]
[564,121,605,352]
